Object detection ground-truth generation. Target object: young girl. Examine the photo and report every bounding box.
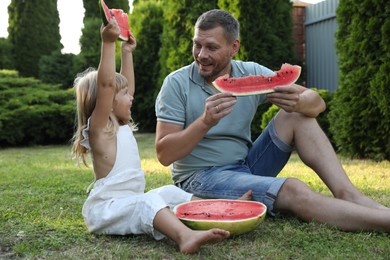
[71,19,251,254]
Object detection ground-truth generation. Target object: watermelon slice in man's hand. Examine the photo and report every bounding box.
[212,63,301,96]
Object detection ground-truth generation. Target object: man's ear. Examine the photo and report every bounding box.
[230,39,240,57]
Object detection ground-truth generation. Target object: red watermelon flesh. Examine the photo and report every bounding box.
[99,0,130,41]
[212,63,301,96]
[174,199,267,235]
[175,200,264,220]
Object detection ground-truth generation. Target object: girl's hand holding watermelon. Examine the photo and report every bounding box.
[101,18,120,43]
[121,32,137,53]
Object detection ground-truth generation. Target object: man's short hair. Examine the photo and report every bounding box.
[195,9,240,43]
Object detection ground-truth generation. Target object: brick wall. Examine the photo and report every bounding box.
[292,1,309,64]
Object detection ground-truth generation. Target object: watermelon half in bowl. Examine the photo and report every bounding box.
[173,199,267,236]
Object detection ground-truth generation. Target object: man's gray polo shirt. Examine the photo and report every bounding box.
[155,60,273,184]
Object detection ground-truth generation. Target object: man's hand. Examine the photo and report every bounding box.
[202,92,237,127]
[267,84,326,117]
[266,84,302,113]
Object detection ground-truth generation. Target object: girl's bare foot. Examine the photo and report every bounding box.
[237,190,253,200]
[179,228,230,254]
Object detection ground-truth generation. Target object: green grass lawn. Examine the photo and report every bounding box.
[1,133,389,259]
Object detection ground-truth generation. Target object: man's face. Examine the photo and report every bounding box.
[192,26,239,83]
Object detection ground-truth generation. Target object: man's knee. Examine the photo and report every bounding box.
[274,110,320,143]
[274,178,314,212]
[275,110,314,127]
[273,111,300,144]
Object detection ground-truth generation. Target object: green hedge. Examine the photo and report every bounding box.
[0,70,75,147]
[329,0,390,160]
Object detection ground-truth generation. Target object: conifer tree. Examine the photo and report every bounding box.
[219,0,296,70]
[158,0,218,85]
[8,0,62,77]
[0,38,14,69]
[329,0,390,160]
[130,0,164,132]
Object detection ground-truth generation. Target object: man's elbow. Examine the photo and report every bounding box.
[156,150,172,166]
[158,157,172,167]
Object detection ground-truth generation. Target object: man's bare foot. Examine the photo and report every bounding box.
[340,190,389,210]
[237,190,253,200]
[355,195,390,210]
[179,228,230,254]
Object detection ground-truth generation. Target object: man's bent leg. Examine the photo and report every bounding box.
[274,110,388,210]
[246,118,293,177]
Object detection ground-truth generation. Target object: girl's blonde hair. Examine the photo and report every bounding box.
[71,68,137,166]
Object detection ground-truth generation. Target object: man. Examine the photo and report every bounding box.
[155,9,389,232]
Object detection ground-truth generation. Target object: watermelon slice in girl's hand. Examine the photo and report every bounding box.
[212,63,302,96]
[99,0,131,41]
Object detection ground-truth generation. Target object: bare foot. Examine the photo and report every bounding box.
[179,228,230,254]
[237,190,253,200]
[355,195,390,210]
[340,190,389,210]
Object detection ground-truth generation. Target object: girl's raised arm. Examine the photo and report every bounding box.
[120,33,137,97]
[90,19,120,129]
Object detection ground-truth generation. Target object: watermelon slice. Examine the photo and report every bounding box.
[99,0,131,41]
[212,63,301,96]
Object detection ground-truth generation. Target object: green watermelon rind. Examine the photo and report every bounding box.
[212,63,301,96]
[173,199,267,236]
[99,0,110,26]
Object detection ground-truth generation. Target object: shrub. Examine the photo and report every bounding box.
[260,104,280,131]
[329,0,389,160]
[0,70,75,147]
[39,51,77,89]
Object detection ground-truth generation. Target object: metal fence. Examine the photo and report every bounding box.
[305,0,339,92]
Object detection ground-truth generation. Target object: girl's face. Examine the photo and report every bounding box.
[112,87,133,124]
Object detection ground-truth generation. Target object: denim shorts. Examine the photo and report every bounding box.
[178,118,293,215]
